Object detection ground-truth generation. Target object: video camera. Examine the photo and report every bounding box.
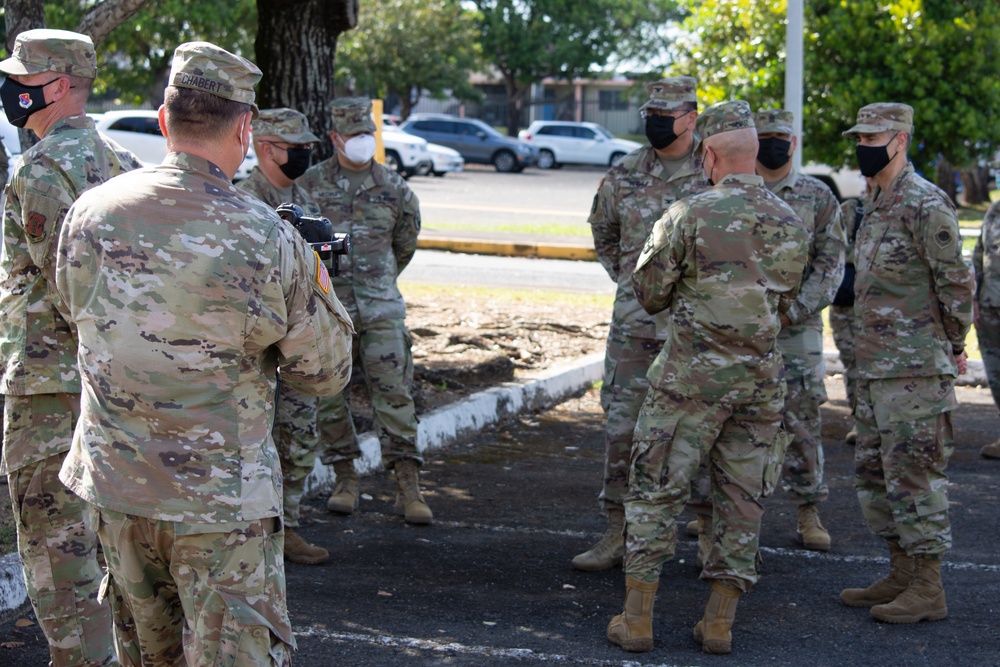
[276,203,350,276]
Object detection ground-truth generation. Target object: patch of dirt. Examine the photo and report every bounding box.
[344,292,611,432]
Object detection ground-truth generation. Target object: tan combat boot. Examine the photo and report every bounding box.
[870,556,948,623]
[840,539,916,607]
[693,580,741,654]
[686,517,700,537]
[572,508,624,571]
[695,514,712,569]
[284,528,329,566]
[394,459,433,525]
[607,576,657,652]
[327,460,360,514]
[981,438,1000,459]
[796,504,831,551]
[845,427,858,446]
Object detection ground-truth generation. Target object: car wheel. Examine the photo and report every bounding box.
[537,149,556,170]
[492,150,517,173]
[384,149,403,174]
[609,151,627,166]
[432,171,446,178]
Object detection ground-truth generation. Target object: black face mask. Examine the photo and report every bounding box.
[278,147,312,180]
[645,114,681,150]
[856,140,897,177]
[0,77,58,128]
[757,137,792,170]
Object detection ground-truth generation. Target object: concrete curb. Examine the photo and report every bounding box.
[417,237,596,262]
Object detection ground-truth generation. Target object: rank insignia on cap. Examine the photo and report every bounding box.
[26,211,46,241]
[315,251,331,293]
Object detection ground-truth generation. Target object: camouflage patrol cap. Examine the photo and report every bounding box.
[168,42,261,118]
[843,102,914,136]
[639,77,698,112]
[696,100,754,141]
[254,108,319,143]
[0,29,97,79]
[754,108,794,135]
[329,97,377,135]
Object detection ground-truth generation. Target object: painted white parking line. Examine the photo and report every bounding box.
[295,625,688,666]
[359,512,1000,573]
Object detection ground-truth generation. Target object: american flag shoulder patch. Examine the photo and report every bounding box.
[315,251,331,293]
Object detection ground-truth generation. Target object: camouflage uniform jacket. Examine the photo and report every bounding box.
[974,199,1000,308]
[299,158,420,325]
[0,115,141,398]
[767,170,846,329]
[840,195,866,266]
[854,163,973,379]
[1,116,140,475]
[632,173,808,404]
[55,152,355,525]
[589,145,709,339]
[237,166,319,215]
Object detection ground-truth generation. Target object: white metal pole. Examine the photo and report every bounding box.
[786,0,804,171]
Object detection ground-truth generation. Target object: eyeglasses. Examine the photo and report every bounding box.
[641,109,693,120]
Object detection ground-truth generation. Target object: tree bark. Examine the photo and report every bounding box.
[255,0,359,161]
[935,158,959,207]
[76,0,149,48]
[502,73,522,137]
[959,166,991,206]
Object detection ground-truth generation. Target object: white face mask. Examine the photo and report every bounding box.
[341,134,376,164]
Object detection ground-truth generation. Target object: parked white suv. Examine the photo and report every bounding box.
[90,109,258,180]
[518,120,642,169]
[380,125,432,178]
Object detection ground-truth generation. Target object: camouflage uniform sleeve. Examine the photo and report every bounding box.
[912,198,974,354]
[14,157,76,289]
[275,222,356,396]
[392,184,421,275]
[974,201,999,300]
[785,187,846,324]
[587,172,621,281]
[630,205,688,315]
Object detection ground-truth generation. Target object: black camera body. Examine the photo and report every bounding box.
[276,203,350,276]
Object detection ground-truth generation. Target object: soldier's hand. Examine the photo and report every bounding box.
[956,350,968,376]
[780,314,791,328]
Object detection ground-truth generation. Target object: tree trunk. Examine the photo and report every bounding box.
[4,0,46,154]
[935,158,959,207]
[255,0,359,161]
[503,73,522,137]
[959,166,991,206]
[76,0,149,47]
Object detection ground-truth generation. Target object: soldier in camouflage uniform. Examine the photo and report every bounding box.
[0,29,142,666]
[839,103,973,625]
[299,98,431,524]
[578,77,709,571]
[55,42,354,665]
[238,108,331,565]
[830,183,871,446]
[974,200,1000,459]
[606,101,807,655]
[753,109,846,552]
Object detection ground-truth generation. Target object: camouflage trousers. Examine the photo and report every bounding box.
[976,305,1000,411]
[854,376,956,556]
[778,342,829,506]
[94,508,293,666]
[597,329,663,510]
[274,382,319,527]
[3,393,117,667]
[319,318,420,466]
[829,305,859,412]
[624,386,786,593]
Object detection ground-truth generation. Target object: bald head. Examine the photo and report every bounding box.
[702,127,759,181]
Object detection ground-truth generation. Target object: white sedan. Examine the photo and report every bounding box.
[426,142,463,177]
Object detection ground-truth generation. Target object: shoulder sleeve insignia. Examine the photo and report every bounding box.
[934,229,952,248]
[315,250,331,294]
[25,211,47,242]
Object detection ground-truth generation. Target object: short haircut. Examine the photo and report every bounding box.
[704,127,758,159]
[163,86,250,143]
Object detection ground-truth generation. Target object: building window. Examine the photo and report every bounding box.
[599,90,629,111]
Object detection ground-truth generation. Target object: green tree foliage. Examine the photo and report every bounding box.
[42,0,256,106]
[337,0,482,120]
[471,0,681,135]
[670,0,1000,196]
